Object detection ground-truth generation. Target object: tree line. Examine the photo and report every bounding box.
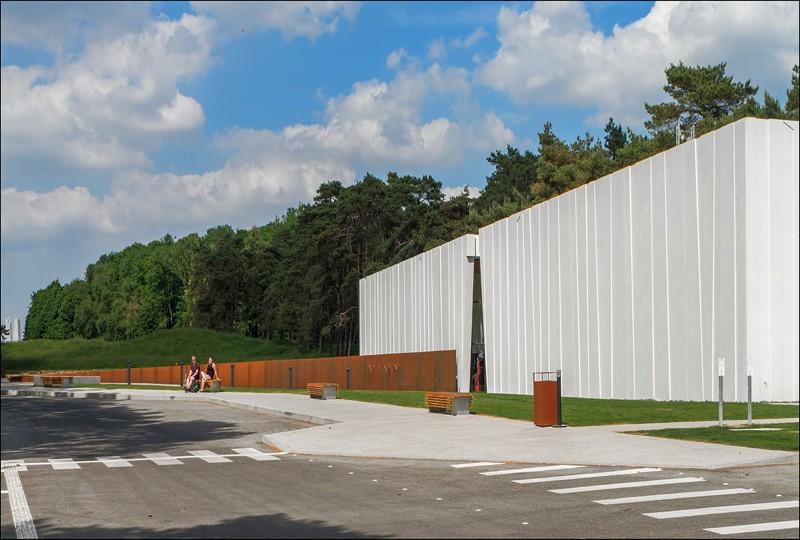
[24,62,799,355]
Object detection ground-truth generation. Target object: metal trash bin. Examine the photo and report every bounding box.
[533,371,559,426]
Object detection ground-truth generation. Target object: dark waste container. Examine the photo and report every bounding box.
[533,371,559,426]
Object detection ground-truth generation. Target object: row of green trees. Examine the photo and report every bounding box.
[25,63,799,354]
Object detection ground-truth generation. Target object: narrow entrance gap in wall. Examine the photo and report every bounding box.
[470,258,487,392]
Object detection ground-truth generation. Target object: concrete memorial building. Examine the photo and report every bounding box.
[360,118,799,402]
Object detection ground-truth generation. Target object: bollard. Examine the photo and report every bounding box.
[289,367,293,390]
[554,369,567,428]
[346,368,351,390]
[747,363,753,425]
[230,365,235,388]
[127,361,132,386]
[718,358,725,427]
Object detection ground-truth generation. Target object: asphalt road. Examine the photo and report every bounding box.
[2,396,798,539]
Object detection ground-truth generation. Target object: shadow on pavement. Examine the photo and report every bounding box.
[1,397,256,459]
[32,513,388,539]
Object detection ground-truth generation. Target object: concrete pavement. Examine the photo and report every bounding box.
[2,383,797,470]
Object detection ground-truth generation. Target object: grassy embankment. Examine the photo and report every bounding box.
[78,383,798,430]
[627,422,799,452]
[0,327,323,372]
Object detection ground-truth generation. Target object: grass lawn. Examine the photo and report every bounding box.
[626,422,800,452]
[0,328,323,372]
[78,384,799,427]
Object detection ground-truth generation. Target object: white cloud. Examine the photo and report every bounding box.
[427,38,447,61]
[1,14,212,174]
[479,1,800,125]
[450,26,487,48]
[190,1,360,41]
[442,185,481,199]
[386,48,408,69]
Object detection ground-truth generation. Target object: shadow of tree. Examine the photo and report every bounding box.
[0,397,305,459]
[31,513,389,539]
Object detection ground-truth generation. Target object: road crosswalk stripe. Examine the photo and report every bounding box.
[513,467,661,484]
[188,450,233,463]
[1,460,27,472]
[142,452,183,466]
[550,477,705,494]
[644,500,799,519]
[97,456,132,468]
[451,462,504,468]
[48,458,80,470]
[594,488,755,505]
[232,448,280,461]
[481,465,584,476]
[704,520,799,535]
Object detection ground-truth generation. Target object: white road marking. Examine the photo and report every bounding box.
[704,520,799,535]
[644,500,799,519]
[232,448,280,461]
[481,465,585,476]
[142,452,183,466]
[97,456,132,468]
[450,462,504,468]
[550,477,705,494]
[513,467,662,484]
[594,488,756,505]
[1,460,27,472]
[2,465,38,538]
[188,450,233,464]
[1,490,8,494]
[48,458,80,470]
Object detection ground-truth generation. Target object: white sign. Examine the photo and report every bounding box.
[718,358,725,377]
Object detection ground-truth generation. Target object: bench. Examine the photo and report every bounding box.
[7,374,24,382]
[202,379,222,392]
[308,382,338,400]
[424,392,473,416]
[39,375,72,388]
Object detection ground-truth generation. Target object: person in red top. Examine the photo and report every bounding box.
[184,356,200,392]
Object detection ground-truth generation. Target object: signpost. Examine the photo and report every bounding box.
[718,358,725,427]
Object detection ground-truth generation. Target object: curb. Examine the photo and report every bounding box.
[0,388,336,426]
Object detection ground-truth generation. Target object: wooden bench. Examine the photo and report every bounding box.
[308,382,338,400]
[425,392,473,416]
[40,375,72,387]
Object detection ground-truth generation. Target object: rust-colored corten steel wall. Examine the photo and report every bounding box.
[37,350,457,391]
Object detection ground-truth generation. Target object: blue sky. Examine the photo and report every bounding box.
[1,1,798,330]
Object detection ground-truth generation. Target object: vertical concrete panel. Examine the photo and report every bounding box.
[585,183,600,398]
[611,171,634,398]
[682,141,703,401]
[696,134,716,400]
[714,124,736,401]
[630,160,653,399]
[575,189,587,397]
[594,177,613,398]
[734,121,748,401]
[651,153,671,400]
[559,193,579,395]
[665,145,688,400]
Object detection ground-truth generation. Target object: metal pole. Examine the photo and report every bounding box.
[718,357,724,428]
[289,367,293,390]
[127,361,131,386]
[747,363,753,425]
[554,370,566,428]
[346,368,351,390]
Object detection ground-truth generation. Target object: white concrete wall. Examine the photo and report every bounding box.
[359,235,478,391]
[480,118,799,401]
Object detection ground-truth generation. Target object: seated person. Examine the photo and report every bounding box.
[199,356,219,392]
[184,356,200,392]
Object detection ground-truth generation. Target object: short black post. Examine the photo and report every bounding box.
[554,369,567,428]
[230,365,236,388]
[346,368,351,390]
[289,367,293,390]
[127,361,132,386]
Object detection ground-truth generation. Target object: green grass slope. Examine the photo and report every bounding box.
[1,328,322,372]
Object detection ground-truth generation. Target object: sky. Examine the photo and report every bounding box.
[2,1,799,331]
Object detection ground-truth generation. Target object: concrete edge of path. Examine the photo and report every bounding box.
[0,387,337,427]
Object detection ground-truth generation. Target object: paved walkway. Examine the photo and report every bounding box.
[2,383,797,470]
